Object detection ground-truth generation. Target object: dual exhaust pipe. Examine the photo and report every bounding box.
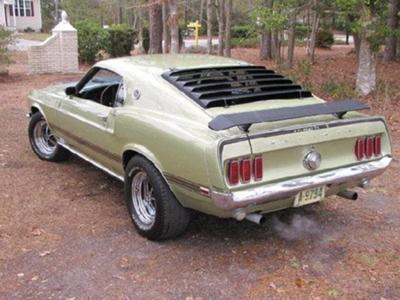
[239,190,358,225]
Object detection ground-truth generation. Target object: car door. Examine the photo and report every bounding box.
[56,68,124,173]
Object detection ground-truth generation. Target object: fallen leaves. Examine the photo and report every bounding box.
[39,251,51,257]
[31,227,44,236]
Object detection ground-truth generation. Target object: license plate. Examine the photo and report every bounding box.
[294,186,325,207]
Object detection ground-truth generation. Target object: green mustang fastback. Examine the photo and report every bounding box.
[27,54,392,240]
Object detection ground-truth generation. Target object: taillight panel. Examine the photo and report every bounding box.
[227,160,239,185]
[226,156,263,185]
[354,135,382,161]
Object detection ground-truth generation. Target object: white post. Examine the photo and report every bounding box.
[12,4,16,29]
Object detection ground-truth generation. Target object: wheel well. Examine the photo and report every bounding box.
[31,106,39,114]
[122,150,140,170]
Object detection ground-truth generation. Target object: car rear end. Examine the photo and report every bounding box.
[210,115,391,220]
[162,63,392,221]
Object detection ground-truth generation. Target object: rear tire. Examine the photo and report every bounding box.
[124,156,191,240]
[28,112,71,162]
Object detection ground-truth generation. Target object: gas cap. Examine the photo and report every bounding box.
[303,150,321,171]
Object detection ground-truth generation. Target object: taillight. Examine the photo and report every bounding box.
[253,156,263,181]
[373,136,381,156]
[365,137,374,158]
[355,138,365,160]
[227,160,239,185]
[354,135,382,161]
[226,156,263,185]
[240,159,251,183]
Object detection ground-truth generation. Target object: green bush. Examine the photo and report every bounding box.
[231,37,258,48]
[316,29,334,48]
[231,25,256,39]
[295,24,307,41]
[75,20,106,64]
[104,24,135,57]
[0,26,13,75]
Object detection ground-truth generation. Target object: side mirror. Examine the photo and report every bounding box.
[65,86,77,96]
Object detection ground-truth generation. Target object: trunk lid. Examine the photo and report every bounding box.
[215,101,390,189]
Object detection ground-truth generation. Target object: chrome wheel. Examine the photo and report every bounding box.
[33,119,57,156]
[131,170,156,227]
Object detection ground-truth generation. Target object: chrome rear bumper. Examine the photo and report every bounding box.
[211,156,392,211]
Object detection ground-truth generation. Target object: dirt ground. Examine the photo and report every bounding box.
[0,48,399,300]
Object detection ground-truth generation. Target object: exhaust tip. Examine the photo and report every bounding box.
[245,213,266,225]
[338,190,358,201]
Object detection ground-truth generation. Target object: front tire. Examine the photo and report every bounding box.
[28,112,71,162]
[124,156,191,240]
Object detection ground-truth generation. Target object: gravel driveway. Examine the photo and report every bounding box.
[0,53,399,300]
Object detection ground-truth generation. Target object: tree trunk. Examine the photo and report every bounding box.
[137,5,146,54]
[287,9,296,68]
[206,0,213,54]
[259,0,273,60]
[55,0,59,23]
[308,4,319,64]
[149,0,163,54]
[356,6,376,96]
[162,2,170,53]
[118,0,124,24]
[353,32,361,60]
[169,0,179,53]
[217,0,225,56]
[200,0,204,24]
[272,30,281,65]
[223,0,232,57]
[384,0,399,62]
[184,0,188,25]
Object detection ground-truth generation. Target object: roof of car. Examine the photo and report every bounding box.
[96,54,252,76]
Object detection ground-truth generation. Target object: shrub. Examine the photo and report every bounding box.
[231,25,256,39]
[321,78,356,99]
[316,29,334,48]
[0,26,13,75]
[295,24,307,41]
[75,20,106,64]
[104,24,135,57]
[231,37,258,48]
[24,27,35,33]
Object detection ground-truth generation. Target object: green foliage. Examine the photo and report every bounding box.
[63,0,97,23]
[321,78,356,99]
[103,24,134,57]
[40,0,56,32]
[253,5,287,33]
[231,37,259,48]
[335,0,388,52]
[75,21,106,64]
[316,29,334,48]
[295,24,307,41]
[231,25,256,39]
[0,26,13,75]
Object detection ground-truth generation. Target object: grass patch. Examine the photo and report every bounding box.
[17,32,50,41]
[321,78,356,99]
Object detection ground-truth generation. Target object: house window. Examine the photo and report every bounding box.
[13,0,34,17]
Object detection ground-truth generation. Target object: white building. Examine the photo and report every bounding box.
[0,0,42,31]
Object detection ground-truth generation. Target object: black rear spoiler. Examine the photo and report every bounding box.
[208,100,369,131]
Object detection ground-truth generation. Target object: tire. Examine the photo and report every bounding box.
[28,112,71,162]
[124,156,191,240]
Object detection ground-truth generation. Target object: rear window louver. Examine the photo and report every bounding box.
[162,66,312,108]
